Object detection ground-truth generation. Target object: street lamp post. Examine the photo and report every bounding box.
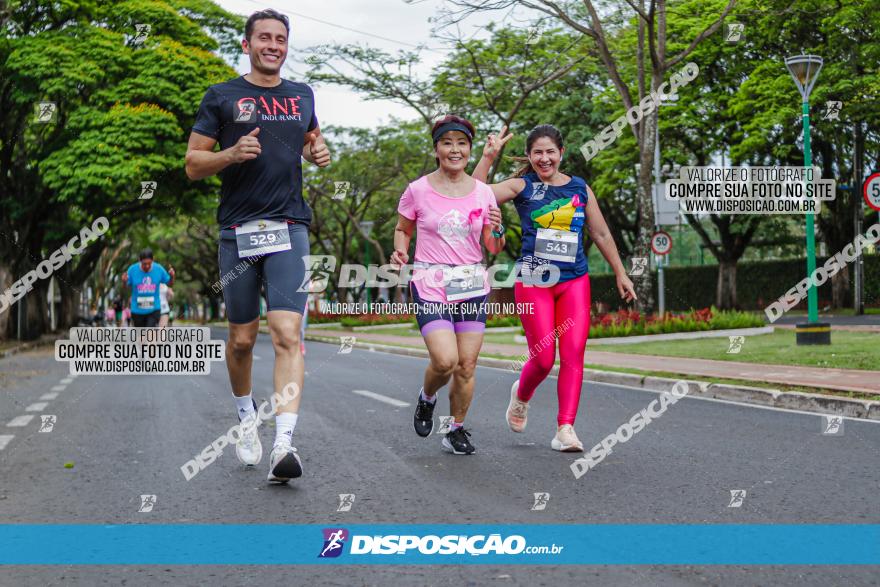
[359,220,375,306]
[785,54,830,345]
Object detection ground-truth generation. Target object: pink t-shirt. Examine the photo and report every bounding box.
[398,175,494,303]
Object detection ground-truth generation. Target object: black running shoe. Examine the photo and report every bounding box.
[441,427,476,455]
[413,392,436,437]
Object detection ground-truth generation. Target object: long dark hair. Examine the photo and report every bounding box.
[513,124,565,178]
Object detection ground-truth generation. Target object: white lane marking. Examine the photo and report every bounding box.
[51,385,66,392]
[60,377,73,384]
[26,402,48,411]
[351,389,410,408]
[7,415,34,427]
[40,393,59,400]
[0,435,13,450]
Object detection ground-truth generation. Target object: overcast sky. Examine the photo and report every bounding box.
[216,0,516,128]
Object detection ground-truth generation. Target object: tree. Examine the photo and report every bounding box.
[722,0,880,308]
[0,0,241,338]
[305,27,590,266]
[441,0,737,311]
[302,123,433,303]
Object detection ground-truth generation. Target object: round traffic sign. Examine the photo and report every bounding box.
[651,230,673,255]
[863,172,880,212]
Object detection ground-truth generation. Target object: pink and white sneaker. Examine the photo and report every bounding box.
[506,380,529,433]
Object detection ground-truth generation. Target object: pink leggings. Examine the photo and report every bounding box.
[514,273,591,426]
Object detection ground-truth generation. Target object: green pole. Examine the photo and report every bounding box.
[802,100,818,323]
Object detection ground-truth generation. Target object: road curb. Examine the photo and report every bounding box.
[0,334,64,359]
[305,333,880,421]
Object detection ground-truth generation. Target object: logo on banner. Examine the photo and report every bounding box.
[319,528,348,558]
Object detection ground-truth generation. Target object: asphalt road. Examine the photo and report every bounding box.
[1,329,878,585]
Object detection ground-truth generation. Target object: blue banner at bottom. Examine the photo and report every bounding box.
[1,524,878,565]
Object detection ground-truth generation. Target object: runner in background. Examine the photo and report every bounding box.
[185,9,331,483]
[391,115,505,455]
[121,249,175,328]
[158,284,173,328]
[474,125,636,452]
[113,298,123,327]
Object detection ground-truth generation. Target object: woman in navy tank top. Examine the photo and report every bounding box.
[473,124,637,452]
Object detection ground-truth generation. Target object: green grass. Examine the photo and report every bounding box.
[784,308,880,316]
[592,330,879,371]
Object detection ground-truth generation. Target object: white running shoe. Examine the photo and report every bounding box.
[551,424,584,452]
[506,380,529,433]
[235,413,263,466]
[267,444,303,483]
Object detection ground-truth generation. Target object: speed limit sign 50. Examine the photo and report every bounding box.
[864,172,880,212]
[651,230,673,255]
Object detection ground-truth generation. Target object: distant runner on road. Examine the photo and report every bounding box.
[121,248,175,328]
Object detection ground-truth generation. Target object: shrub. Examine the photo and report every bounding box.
[486,314,522,328]
[338,314,415,327]
[586,306,763,339]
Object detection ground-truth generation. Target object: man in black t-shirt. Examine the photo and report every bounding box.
[185,8,330,484]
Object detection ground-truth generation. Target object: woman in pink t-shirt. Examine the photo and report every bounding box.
[391,115,506,456]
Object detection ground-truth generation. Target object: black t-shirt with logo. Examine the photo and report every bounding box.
[192,76,319,228]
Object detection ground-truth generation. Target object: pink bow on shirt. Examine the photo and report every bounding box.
[468,208,483,223]
[571,194,586,207]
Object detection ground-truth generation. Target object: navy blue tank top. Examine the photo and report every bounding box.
[513,172,590,283]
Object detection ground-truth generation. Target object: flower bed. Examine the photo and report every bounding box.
[587,307,763,339]
[510,307,763,338]
[313,307,762,336]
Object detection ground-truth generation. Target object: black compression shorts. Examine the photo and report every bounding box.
[217,222,309,324]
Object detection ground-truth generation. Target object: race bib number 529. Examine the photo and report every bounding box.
[234,219,291,258]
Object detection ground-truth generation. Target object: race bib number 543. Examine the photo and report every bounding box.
[535,228,578,263]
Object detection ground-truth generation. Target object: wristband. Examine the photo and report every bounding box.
[492,225,505,239]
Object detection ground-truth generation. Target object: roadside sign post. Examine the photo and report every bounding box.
[863,172,880,216]
[857,173,880,314]
[652,90,679,317]
[651,230,673,316]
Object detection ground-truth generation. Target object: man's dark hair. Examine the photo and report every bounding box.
[245,9,290,41]
[138,249,154,261]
